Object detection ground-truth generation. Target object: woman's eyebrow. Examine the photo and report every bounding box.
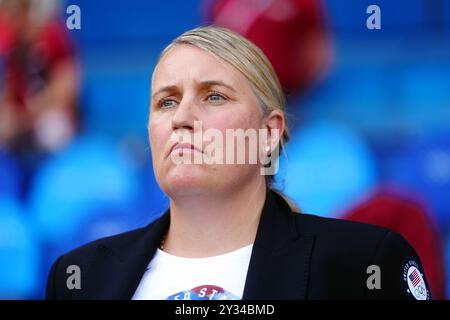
[152,80,236,99]
[152,85,178,99]
[198,80,237,93]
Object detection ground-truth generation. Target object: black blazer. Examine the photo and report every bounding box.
[45,189,431,300]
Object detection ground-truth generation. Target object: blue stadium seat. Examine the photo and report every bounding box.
[275,120,377,217]
[29,135,141,243]
[0,197,39,299]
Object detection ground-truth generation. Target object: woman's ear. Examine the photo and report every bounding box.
[262,109,285,152]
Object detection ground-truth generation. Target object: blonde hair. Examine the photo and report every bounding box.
[153,26,294,203]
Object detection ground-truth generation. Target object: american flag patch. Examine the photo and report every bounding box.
[409,269,421,287]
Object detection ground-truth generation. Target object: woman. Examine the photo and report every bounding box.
[46,26,430,300]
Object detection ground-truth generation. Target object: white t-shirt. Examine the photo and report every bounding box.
[132,244,253,300]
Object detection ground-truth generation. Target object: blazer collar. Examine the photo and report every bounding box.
[242,189,314,299]
[76,189,313,299]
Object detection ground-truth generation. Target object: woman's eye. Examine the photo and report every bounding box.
[207,93,226,103]
[160,99,176,108]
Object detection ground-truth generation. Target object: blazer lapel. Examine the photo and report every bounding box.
[242,190,315,300]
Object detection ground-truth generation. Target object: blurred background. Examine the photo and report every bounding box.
[0,0,449,299]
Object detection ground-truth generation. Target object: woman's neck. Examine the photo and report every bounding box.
[163,177,267,258]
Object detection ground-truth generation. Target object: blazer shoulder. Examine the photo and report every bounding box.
[295,212,391,243]
[293,213,431,299]
[62,224,150,262]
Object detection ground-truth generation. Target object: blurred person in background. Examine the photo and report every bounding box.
[0,0,79,151]
[204,0,332,96]
[0,0,79,197]
[46,26,430,300]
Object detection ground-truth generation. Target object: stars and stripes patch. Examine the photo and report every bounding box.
[402,259,430,300]
[409,269,421,287]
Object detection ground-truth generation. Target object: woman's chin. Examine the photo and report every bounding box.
[163,166,211,196]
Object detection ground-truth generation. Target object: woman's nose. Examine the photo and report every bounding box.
[171,97,197,130]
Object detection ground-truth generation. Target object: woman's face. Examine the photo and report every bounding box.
[148,44,270,198]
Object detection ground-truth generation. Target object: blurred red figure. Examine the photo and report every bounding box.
[205,0,332,95]
[343,188,446,300]
[0,0,79,153]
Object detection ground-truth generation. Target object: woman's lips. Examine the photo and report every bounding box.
[169,142,203,156]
